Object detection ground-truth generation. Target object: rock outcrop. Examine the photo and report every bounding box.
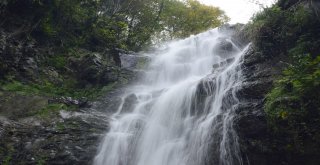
[195,24,288,165]
[234,45,283,165]
[0,27,139,165]
[0,86,132,164]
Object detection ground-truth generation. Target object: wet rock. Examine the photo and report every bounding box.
[121,94,138,113]
[19,57,39,80]
[48,97,89,108]
[69,52,120,87]
[232,44,287,165]
[43,67,63,84]
[237,80,273,101]
[212,57,235,69]
[191,76,216,116]
[0,29,43,81]
[212,63,220,69]
[196,76,216,97]
[0,106,109,165]
[214,38,235,57]
[235,103,267,138]
[218,23,244,34]
[219,23,249,48]
[218,38,233,51]
[120,53,150,70]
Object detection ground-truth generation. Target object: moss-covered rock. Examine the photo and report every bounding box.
[234,1,320,164]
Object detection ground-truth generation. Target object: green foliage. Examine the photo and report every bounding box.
[90,16,128,50]
[247,4,314,57]
[2,0,227,51]
[1,81,41,95]
[36,156,47,165]
[0,80,116,100]
[160,0,229,39]
[257,0,320,156]
[0,0,229,121]
[246,0,320,157]
[265,54,320,153]
[2,154,12,165]
[55,122,66,131]
[40,13,57,37]
[0,145,14,165]
[49,55,67,70]
[266,54,320,118]
[35,103,66,117]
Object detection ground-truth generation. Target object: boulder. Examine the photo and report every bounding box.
[214,37,234,56]
[19,57,39,80]
[120,94,138,113]
[48,97,89,108]
[69,52,120,87]
[0,29,42,81]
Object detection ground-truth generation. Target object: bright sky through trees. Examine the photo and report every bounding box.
[199,0,276,23]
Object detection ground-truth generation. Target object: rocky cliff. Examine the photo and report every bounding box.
[234,1,320,164]
[0,11,139,165]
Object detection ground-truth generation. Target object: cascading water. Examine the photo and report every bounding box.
[94,27,248,165]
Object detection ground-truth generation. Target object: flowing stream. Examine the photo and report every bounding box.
[94,28,247,165]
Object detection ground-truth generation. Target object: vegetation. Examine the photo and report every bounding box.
[0,1,227,162]
[0,144,14,165]
[0,0,228,51]
[157,0,229,40]
[34,103,74,117]
[266,54,320,153]
[0,0,228,102]
[248,0,320,158]
[0,80,117,100]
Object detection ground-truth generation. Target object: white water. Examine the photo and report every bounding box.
[94,28,247,165]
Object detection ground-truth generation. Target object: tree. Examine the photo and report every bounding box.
[1,0,228,51]
[160,0,229,39]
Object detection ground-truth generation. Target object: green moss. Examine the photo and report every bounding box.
[2,154,12,165]
[50,55,67,70]
[36,156,47,165]
[101,82,117,93]
[40,16,57,37]
[56,122,66,131]
[252,0,320,157]
[1,81,41,95]
[1,145,14,165]
[136,58,148,69]
[265,55,320,154]
[67,81,118,100]
[34,103,66,117]
[0,79,119,100]
[67,121,81,129]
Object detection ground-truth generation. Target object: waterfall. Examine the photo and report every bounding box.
[94,28,248,165]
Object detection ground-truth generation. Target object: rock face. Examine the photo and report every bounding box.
[69,52,120,87]
[0,112,108,165]
[0,29,136,165]
[0,27,124,88]
[234,45,282,165]
[0,43,139,165]
[234,43,320,165]
[0,29,41,81]
[194,25,288,165]
[48,97,89,108]
[0,89,129,164]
